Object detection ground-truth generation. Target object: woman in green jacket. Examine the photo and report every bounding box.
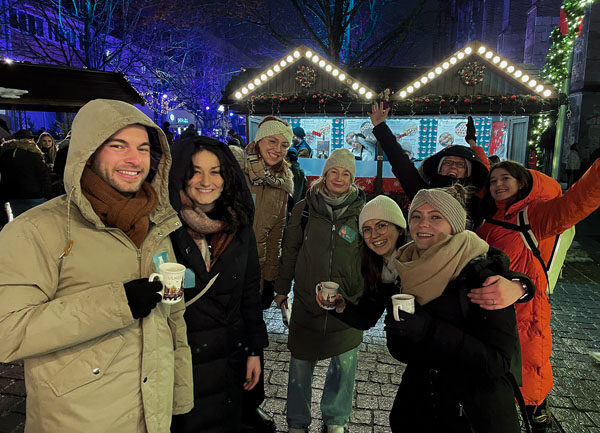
[274,148,365,433]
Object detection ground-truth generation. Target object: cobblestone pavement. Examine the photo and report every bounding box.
[1,238,599,433]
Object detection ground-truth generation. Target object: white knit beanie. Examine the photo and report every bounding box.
[408,188,466,234]
[322,148,356,180]
[254,117,293,145]
[359,195,407,232]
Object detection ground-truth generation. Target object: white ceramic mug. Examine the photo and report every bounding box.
[315,281,340,310]
[391,293,415,320]
[148,263,186,304]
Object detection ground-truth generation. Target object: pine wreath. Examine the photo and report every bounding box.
[296,66,317,88]
[458,61,486,86]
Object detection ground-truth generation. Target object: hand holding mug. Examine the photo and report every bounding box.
[315,281,343,311]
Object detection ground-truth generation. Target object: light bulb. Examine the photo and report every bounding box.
[400,91,407,98]
[235,92,242,99]
[478,46,486,54]
[286,55,293,62]
[305,51,312,58]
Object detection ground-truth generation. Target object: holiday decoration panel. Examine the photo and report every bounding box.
[282,115,501,162]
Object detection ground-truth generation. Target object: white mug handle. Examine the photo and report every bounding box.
[393,304,400,322]
[315,282,322,297]
[148,273,164,296]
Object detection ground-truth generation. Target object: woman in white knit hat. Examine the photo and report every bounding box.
[230,115,294,432]
[274,148,365,433]
[323,186,533,433]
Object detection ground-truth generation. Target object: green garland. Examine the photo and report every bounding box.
[541,0,595,87]
[535,0,596,168]
[390,94,564,114]
[249,89,360,104]
[528,114,551,169]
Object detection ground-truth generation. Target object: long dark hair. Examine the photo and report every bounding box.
[169,136,254,232]
[479,160,533,218]
[361,225,406,292]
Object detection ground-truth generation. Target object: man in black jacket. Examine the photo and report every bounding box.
[0,129,51,220]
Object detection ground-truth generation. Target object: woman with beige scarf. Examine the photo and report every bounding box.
[386,186,521,433]
[229,116,294,432]
[324,187,531,433]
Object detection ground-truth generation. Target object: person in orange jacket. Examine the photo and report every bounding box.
[476,157,600,432]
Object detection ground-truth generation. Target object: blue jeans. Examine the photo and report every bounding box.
[287,346,359,429]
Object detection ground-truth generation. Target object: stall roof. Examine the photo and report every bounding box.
[0,62,144,112]
[221,43,560,115]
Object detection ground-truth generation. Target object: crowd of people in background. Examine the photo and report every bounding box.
[1,99,599,433]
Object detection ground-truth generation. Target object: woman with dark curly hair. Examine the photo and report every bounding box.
[168,137,268,433]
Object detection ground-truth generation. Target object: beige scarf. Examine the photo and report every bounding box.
[394,231,489,305]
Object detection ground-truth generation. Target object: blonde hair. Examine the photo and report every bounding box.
[37,132,57,164]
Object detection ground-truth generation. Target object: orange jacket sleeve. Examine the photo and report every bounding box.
[529,157,600,240]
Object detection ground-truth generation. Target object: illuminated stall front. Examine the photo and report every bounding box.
[220,43,560,196]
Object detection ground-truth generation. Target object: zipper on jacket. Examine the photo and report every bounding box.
[324,223,336,336]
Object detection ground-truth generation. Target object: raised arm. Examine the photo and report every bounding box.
[529,157,600,240]
[370,102,427,199]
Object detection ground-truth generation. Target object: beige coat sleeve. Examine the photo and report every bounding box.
[261,197,287,282]
[0,219,134,362]
[169,296,194,414]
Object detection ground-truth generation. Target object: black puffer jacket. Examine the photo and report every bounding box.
[169,138,268,433]
[386,247,520,433]
[0,139,51,201]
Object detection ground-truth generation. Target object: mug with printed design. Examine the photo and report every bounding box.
[148,263,186,304]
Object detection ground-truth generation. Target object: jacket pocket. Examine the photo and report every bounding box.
[47,332,125,397]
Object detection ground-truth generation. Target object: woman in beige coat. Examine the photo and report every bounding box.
[230,115,293,431]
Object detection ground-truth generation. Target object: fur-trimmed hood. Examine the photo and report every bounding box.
[419,145,488,189]
[0,138,43,156]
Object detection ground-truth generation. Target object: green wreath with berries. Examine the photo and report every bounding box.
[458,61,486,86]
[296,66,317,88]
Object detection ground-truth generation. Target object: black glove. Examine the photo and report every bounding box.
[124,278,162,319]
[465,116,476,143]
[384,307,432,343]
[261,280,275,310]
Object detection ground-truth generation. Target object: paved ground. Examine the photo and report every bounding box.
[1,213,600,433]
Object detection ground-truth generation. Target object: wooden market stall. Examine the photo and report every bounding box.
[220,42,560,195]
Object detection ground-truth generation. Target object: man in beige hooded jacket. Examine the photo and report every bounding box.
[0,99,193,433]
